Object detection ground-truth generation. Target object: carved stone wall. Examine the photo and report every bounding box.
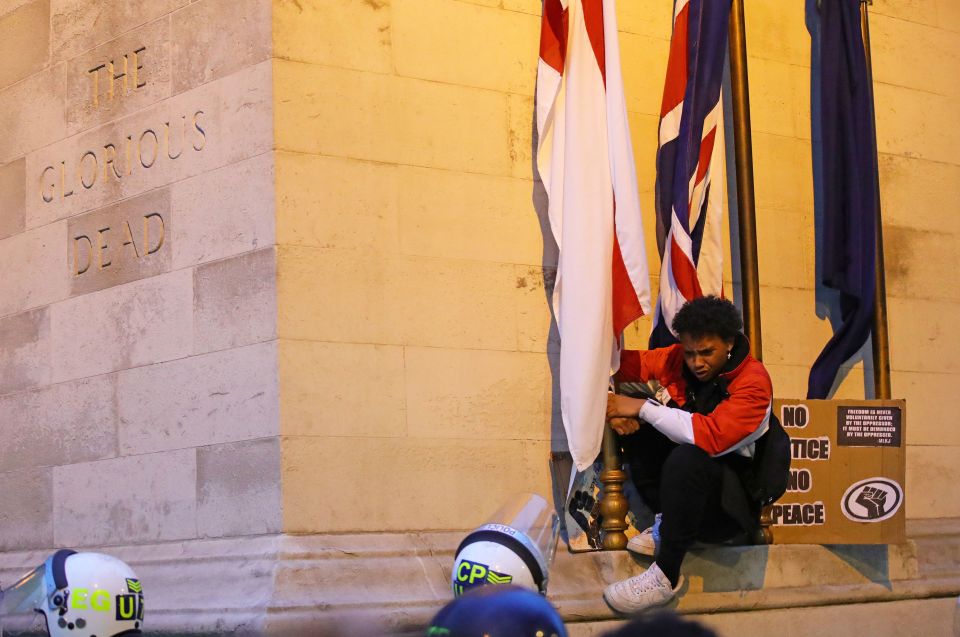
[0,0,278,554]
[1,0,959,634]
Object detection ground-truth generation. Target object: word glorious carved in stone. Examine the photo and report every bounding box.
[38,111,206,203]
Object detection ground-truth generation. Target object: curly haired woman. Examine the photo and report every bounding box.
[602,296,775,614]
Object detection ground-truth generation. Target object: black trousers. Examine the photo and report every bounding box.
[620,425,745,586]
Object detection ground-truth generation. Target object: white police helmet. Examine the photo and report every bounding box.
[0,550,144,637]
[452,493,559,597]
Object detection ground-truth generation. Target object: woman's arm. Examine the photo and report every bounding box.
[615,363,773,456]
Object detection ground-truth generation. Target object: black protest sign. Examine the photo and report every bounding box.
[837,406,902,447]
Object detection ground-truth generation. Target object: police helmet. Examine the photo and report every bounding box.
[451,494,558,597]
[0,550,144,637]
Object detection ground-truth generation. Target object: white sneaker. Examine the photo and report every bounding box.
[603,563,683,615]
[627,513,661,557]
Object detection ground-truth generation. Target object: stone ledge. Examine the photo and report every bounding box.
[0,520,958,635]
[907,516,960,537]
[571,597,959,637]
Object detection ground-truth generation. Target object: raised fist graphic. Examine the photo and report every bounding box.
[855,486,888,519]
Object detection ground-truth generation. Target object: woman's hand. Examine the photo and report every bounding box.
[606,393,647,419]
[609,417,640,435]
[606,393,647,436]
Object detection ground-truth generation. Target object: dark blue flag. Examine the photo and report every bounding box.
[807,0,878,398]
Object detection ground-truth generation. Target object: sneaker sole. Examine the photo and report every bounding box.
[626,538,656,557]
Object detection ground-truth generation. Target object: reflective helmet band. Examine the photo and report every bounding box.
[455,530,545,593]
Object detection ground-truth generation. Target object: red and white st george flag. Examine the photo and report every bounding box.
[536,0,651,471]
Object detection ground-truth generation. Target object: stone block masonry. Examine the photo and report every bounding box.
[1,0,960,633]
[0,0,278,567]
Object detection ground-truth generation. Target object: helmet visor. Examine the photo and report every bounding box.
[481,493,560,578]
[0,563,47,617]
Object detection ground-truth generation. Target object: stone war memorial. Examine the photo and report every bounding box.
[0,0,959,635]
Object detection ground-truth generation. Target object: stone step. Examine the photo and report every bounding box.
[910,518,960,578]
[550,518,960,624]
[0,520,958,634]
[553,540,920,616]
[568,597,957,637]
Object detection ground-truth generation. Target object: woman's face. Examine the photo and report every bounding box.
[678,333,735,382]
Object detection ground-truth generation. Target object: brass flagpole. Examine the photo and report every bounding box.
[600,424,629,549]
[859,0,892,399]
[728,0,763,360]
[729,0,777,543]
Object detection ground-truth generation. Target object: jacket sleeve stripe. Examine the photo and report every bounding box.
[712,402,771,458]
[639,400,695,445]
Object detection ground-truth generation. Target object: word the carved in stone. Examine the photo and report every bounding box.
[88,47,147,109]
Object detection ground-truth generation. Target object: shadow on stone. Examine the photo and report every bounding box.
[681,544,770,593]
[825,543,892,588]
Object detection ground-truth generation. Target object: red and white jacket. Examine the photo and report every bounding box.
[617,342,773,458]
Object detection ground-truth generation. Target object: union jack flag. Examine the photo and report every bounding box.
[650,0,732,347]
